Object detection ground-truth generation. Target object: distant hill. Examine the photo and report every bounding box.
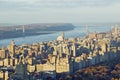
[0,23,75,40]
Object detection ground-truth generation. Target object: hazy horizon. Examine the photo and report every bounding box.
[0,22,120,27]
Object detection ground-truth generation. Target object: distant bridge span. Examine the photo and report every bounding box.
[16,26,25,33]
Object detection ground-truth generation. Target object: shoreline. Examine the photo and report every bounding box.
[0,26,111,47]
[0,23,75,40]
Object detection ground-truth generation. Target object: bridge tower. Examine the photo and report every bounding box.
[23,25,25,33]
[86,24,89,36]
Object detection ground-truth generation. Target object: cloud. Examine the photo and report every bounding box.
[0,0,120,11]
[0,0,120,9]
[0,0,120,23]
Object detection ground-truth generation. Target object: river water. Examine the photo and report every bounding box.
[0,25,111,47]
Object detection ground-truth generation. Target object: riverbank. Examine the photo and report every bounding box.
[0,23,75,40]
[0,25,111,47]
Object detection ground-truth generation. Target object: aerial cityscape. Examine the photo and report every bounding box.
[0,25,120,80]
[0,0,120,80]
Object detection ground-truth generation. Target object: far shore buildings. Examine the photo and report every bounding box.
[0,26,120,80]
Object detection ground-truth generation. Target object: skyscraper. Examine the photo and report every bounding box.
[7,40,15,58]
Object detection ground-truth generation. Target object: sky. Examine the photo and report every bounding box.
[0,0,120,24]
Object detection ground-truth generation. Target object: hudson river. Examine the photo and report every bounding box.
[0,25,111,47]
